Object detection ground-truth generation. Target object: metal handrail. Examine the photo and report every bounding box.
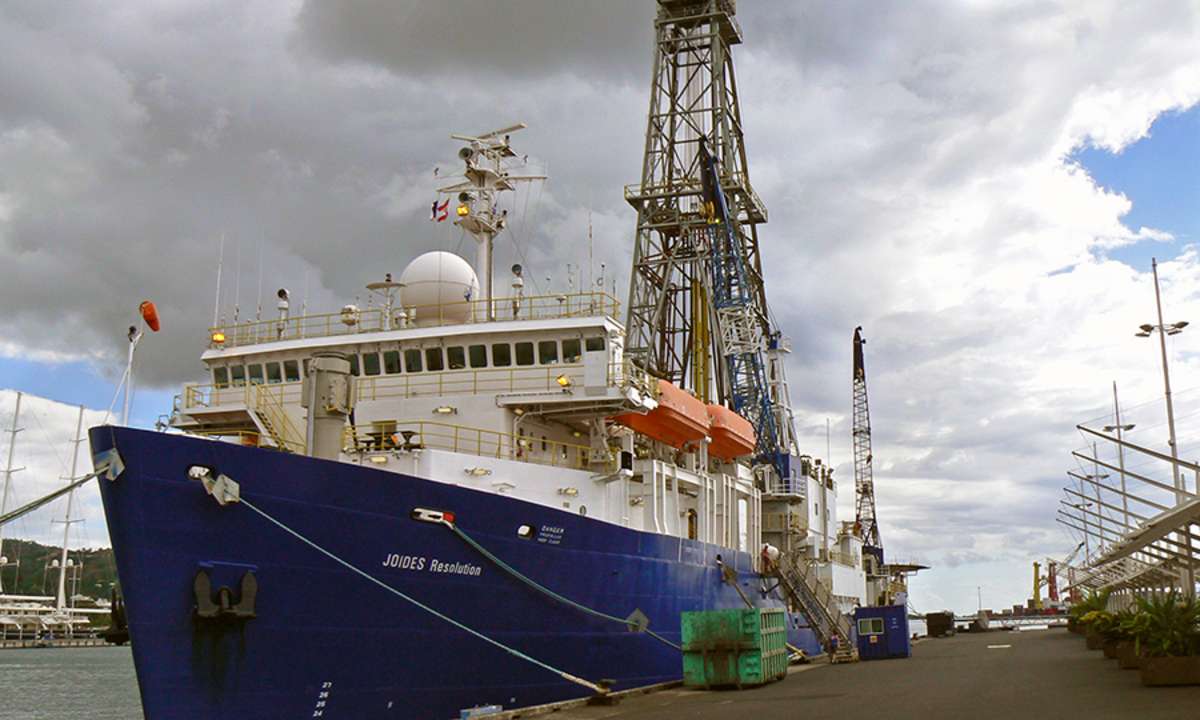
[343,420,593,471]
[253,385,305,453]
[179,359,651,412]
[207,291,621,349]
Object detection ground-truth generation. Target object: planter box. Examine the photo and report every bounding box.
[1140,656,1200,686]
[1068,618,1079,634]
[1086,631,1105,650]
[1116,642,1143,670]
[1102,640,1120,659]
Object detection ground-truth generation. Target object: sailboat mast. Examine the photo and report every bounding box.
[0,391,23,594]
[56,405,85,610]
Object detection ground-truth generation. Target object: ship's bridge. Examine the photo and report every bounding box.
[172,289,657,467]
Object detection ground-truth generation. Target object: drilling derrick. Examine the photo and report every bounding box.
[853,326,883,567]
[625,0,795,484]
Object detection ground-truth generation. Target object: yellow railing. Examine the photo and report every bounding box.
[180,359,650,411]
[343,420,592,470]
[208,291,621,349]
[253,384,305,453]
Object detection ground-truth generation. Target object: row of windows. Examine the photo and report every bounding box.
[211,336,606,388]
[214,359,302,388]
[347,337,603,377]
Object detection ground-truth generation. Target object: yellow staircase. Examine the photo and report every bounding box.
[773,552,859,663]
[250,385,305,453]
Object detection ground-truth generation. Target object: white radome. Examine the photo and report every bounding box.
[399,251,480,327]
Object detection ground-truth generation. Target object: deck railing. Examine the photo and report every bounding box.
[179,359,652,412]
[343,420,594,470]
[208,291,621,349]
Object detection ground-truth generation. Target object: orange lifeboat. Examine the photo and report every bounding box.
[615,379,709,448]
[707,404,756,460]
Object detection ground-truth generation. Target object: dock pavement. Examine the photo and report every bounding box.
[541,628,1200,720]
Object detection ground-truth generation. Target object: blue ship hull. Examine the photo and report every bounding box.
[91,426,819,719]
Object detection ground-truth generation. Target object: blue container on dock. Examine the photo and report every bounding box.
[853,605,911,660]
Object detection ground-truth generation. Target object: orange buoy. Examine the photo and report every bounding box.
[614,379,709,448]
[706,404,756,460]
[139,300,160,332]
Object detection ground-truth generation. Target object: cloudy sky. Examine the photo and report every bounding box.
[2,0,1200,614]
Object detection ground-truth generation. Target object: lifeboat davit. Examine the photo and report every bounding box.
[615,379,709,448]
[707,404,756,460]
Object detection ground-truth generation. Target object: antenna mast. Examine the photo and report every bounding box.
[439,123,544,321]
[853,326,883,563]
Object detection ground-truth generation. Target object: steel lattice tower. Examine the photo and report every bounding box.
[853,326,882,557]
[624,0,769,402]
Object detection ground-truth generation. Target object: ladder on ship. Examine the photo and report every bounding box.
[773,552,859,663]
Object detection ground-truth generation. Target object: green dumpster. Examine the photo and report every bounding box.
[681,608,788,688]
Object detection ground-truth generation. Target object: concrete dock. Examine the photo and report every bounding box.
[544,629,1200,720]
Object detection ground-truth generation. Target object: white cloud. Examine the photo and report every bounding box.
[1,1,1199,613]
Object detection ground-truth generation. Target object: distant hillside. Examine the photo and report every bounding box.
[0,538,118,599]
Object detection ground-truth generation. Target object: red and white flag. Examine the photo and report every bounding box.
[430,198,450,222]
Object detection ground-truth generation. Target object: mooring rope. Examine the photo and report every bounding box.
[239,497,607,695]
[447,522,682,651]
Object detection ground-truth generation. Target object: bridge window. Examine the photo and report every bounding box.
[284,360,300,382]
[447,346,466,370]
[515,342,534,366]
[265,362,282,384]
[425,348,444,372]
[362,352,381,376]
[247,363,264,385]
[383,350,402,375]
[585,336,606,352]
[538,340,558,365]
[404,349,422,373]
[213,367,229,389]
[563,339,581,363]
[230,365,246,387]
[347,354,360,376]
[492,343,512,367]
[468,344,487,368]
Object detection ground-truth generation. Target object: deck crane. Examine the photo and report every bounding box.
[853,327,883,567]
[696,138,791,482]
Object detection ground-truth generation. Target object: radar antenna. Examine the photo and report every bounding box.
[438,123,544,321]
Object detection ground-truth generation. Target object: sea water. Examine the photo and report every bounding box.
[0,646,141,720]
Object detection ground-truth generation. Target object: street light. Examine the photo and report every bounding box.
[1134,258,1187,502]
[1136,258,1192,598]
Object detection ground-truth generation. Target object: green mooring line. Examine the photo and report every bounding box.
[448,523,682,651]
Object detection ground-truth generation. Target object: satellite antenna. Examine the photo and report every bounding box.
[366,273,405,330]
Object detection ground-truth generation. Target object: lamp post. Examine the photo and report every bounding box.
[1102,382,1135,534]
[1135,257,1192,597]
[1134,258,1187,501]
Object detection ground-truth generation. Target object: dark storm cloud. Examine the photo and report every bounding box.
[295,0,655,81]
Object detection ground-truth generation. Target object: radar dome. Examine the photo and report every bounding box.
[399,251,480,327]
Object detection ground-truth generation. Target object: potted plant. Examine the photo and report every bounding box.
[1137,592,1200,687]
[1068,590,1109,635]
[1083,611,1114,651]
[1099,610,1131,658]
[1116,610,1151,670]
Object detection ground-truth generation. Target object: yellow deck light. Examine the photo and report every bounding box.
[211,331,226,344]
[456,204,470,217]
